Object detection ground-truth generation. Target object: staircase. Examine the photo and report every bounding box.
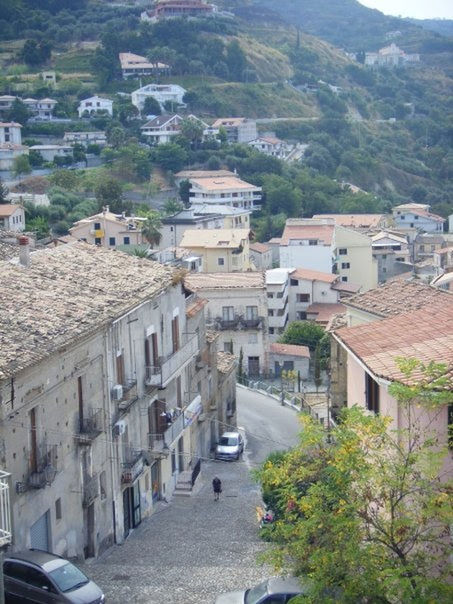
[173,471,193,497]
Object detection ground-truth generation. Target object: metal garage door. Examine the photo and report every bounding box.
[30,511,49,551]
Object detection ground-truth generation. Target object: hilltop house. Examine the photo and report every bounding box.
[179,228,252,272]
[0,204,25,232]
[0,122,22,145]
[365,43,419,67]
[119,52,170,79]
[211,118,257,143]
[188,174,262,211]
[141,114,208,145]
[248,136,288,159]
[78,96,113,118]
[131,84,187,112]
[0,122,28,170]
[23,97,57,120]
[63,131,107,147]
[69,207,146,248]
[141,0,217,23]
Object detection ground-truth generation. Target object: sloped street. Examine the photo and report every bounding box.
[83,387,301,603]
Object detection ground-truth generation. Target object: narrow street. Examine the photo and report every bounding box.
[83,387,302,603]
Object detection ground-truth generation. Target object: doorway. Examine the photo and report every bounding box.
[123,482,141,539]
[248,356,260,377]
[30,510,50,551]
[83,504,95,558]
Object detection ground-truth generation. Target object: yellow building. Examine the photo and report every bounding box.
[334,226,378,292]
[179,228,252,272]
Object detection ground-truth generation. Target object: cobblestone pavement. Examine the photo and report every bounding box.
[82,459,271,604]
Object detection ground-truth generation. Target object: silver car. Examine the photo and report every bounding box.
[215,577,309,603]
[4,549,105,603]
[215,431,244,461]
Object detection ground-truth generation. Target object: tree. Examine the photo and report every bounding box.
[21,39,52,66]
[143,96,162,116]
[226,40,247,81]
[13,154,31,177]
[280,321,325,351]
[28,149,44,168]
[49,170,78,191]
[154,143,187,173]
[179,179,191,204]
[7,98,30,125]
[180,118,204,150]
[0,177,9,203]
[256,361,453,603]
[140,210,162,248]
[26,215,50,239]
[94,178,123,213]
[163,198,183,216]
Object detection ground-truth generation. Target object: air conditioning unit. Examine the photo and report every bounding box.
[113,420,126,437]
[111,384,123,401]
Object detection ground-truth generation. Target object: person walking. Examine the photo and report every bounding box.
[212,476,222,501]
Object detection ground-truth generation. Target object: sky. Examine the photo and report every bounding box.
[359,1,453,20]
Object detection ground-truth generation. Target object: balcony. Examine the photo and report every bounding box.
[121,447,146,484]
[213,315,263,331]
[83,474,99,507]
[145,334,198,389]
[115,379,139,413]
[0,470,12,547]
[27,444,58,489]
[148,409,186,452]
[75,409,104,446]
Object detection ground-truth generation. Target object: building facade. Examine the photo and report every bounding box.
[179,228,252,272]
[78,97,113,118]
[0,204,25,232]
[69,208,146,248]
[131,84,187,112]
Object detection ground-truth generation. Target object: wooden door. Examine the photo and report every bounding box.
[151,333,159,366]
[78,376,84,429]
[116,353,125,385]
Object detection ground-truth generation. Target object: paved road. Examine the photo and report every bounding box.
[82,387,301,603]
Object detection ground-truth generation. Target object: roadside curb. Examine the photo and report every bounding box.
[237,383,300,412]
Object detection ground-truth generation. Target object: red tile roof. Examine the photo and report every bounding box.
[250,242,270,253]
[333,304,453,385]
[0,204,23,217]
[281,224,334,245]
[290,268,337,283]
[270,343,310,358]
[344,279,451,318]
[306,303,347,324]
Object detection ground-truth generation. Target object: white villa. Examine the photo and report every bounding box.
[78,96,113,118]
[188,174,262,211]
[131,84,187,112]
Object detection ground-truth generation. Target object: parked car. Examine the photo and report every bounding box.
[4,549,105,603]
[215,431,244,461]
[215,577,309,603]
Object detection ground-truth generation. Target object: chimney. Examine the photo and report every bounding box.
[18,235,30,268]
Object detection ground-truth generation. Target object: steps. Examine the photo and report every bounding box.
[173,471,193,497]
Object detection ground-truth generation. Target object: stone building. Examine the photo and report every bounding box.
[0,240,233,559]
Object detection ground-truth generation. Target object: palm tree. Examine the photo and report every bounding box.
[141,211,162,248]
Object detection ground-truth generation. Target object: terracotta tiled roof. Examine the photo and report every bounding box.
[326,312,347,331]
[268,237,282,244]
[270,343,310,358]
[0,243,175,380]
[312,214,386,228]
[344,279,451,318]
[186,296,208,318]
[332,281,361,294]
[281,224,334,245]
[212,118,246,127]
[0,204,22,217]
[333,304,453,386]
[185,271,264,291]
[0,122,22,128]
[0,241,17,261]
[180,228,249,249]
[250,242,270,253]
[290,268,337,283]
[306,303,347,324]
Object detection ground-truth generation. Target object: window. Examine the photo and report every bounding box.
[100,471,107,500]
[410,223,414,228]
[309,239,317,246]
[123,236,130,245]
[109,237,116,246]
[290,279,298,286]
[267,292,274,298]
[339,248,347,255]
[296,293,310,303]
[222,306,234,321]
[94,222,101,229]
[94,237,101,245]
[382,254,387,260]
[268,309,274,316]
[171,449,176,473]
[24,567,56,592]
[171,315,180,353]
[224,341,233,353]
[365,373,379,414]
[246,306,258,320]
[341,262,350,269]
[414,215,419,219]
[269,327,275,334]
[341,276,348,282]
[55,498,62,520]
[276,291,284,298]
[296,311,307,320]
[218,257,225,266]
[419,245,425,252]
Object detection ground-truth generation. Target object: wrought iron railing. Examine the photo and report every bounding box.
[83,474,99,507]
[121,447,145,484]
[28,443,58,489]
[76,409,103,444]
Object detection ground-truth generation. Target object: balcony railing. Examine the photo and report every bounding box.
[145,333,198,389]
[117,379,139,412]
[0,470,12,547]
[83,474,99,507]
[28,443,58,489]
[213,315,263,331]
[121,447,145,484]
[75,409,104,445]
[148,409,186,452]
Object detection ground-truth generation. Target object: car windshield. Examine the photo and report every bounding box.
[219,436,238,446]
[48,562,89,592]
[244,581,268,604]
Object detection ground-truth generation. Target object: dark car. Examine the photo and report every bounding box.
[215,577,310,603]
[4,549,105,604]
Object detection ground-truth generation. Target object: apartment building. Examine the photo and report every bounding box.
[77,96,113,118]
[23,97,57,120]
[279,218,335,273]
[119,52,169,79]
[179,228,252,272]
[392,203,445,239]
[184,272,269,377]
[370,231,411,283]
[131,84,187,112]
[287,268,341,321]
[266,268,290,341]
[188,174,262,212]
[0,240,230,558]
[333,225,378,291]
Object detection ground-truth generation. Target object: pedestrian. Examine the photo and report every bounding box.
[212,476,222,501]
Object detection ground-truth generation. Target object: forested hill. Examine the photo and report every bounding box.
[254,0,453,52]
